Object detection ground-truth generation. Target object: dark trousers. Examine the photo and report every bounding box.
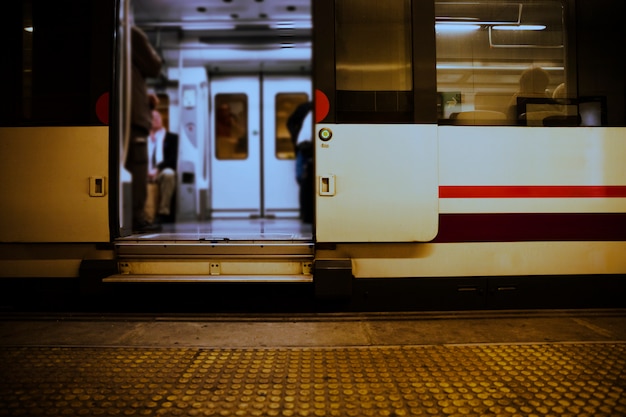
[299,171,314,223]
[296,141,314,223]
[125,127,149,227]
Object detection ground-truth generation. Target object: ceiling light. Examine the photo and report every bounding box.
[435,23,481,33]
[492,25,546,31]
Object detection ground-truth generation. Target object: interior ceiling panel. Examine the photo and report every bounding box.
[132,0,311,32]
[131,0,312,73]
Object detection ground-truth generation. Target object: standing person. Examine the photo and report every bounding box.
[287,101,312,156]
[148,110,178,224]
[287,101,314,223]
[125,25,162,232]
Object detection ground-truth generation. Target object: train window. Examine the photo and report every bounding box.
[215,94,248,160]
[435,0,567,126]
[334,0,413,122]
[0,0,113,126]
[275,93,309,160]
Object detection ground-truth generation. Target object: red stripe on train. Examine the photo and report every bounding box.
[433,213,626,242]
[439,185,626,198]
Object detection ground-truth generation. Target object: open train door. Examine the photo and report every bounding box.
[313,0,439,244]
[312,0,438,298]
[0,1,114,246]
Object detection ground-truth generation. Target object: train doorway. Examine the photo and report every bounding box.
[108,1,316,284]
[118,0,313,234]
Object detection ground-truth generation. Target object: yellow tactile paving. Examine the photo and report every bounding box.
[0,343,625,416]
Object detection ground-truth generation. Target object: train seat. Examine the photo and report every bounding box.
[474,93,512,113]
[452,110,508,125]
[520,110,579,126]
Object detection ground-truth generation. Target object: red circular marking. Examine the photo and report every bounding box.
[95,92,110,125]
[315,89,330,123]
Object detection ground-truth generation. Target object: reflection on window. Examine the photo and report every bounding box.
[335,0,413,122]
[436,0,570,126]
[215,94,248,160]
[275,93,309,160]
[2,0,113,126]
[336,0,412,91]
[22,0,33,120]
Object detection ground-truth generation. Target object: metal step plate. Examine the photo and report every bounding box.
[103,274,313,283]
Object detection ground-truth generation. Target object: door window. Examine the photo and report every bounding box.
[215,93,248,160]
[0,0,113,126]
[275,93,309,160]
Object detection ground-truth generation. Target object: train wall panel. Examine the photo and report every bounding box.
[438,127,626,194]
[0,127,110,242]
[0,243,112,279]
[316,241,626,278]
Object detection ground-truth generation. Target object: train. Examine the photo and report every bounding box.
[0,0,624,310]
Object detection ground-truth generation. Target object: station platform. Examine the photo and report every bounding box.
[1,309,625,416]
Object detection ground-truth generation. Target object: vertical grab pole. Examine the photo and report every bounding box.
[117,0,132,232]
[121,0,131,172]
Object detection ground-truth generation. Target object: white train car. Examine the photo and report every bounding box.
[0,0,624,309]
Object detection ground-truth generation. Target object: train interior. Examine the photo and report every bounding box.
[118,0,313,244]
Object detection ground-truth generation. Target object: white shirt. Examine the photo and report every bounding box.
[148,127,165,170]
[296,111,312,144]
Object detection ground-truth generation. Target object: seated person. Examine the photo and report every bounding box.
[148,110,178,223]
[507,66,555,123]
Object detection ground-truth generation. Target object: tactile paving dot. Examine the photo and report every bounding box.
[0,343,625,416]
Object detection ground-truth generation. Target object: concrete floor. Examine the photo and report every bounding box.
[1,309,625,348]
[1,309,625,417]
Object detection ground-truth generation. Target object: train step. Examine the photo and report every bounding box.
[106,240,315,283]
[103,274,312,283]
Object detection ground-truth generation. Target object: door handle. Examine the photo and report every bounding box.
[89,176,107,197]
[319,174,336,196]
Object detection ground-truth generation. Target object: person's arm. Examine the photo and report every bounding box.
[131,26,162,78]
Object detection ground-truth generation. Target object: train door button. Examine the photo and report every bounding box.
[318,128,333,141]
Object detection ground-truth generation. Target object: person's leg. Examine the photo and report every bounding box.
[300,158,314,223]
[127,134,149,228]
[157,168,176,217]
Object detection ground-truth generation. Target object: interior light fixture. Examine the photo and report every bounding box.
[24,26,33,32]
[435,23,481,33]
[492,25,546,31]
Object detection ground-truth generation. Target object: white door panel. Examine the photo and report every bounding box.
[263,77,311,217]
[210,76,310,218]
[210,77,261,216]
[315,124,439,242]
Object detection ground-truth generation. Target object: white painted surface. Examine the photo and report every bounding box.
[315,124,439,242]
